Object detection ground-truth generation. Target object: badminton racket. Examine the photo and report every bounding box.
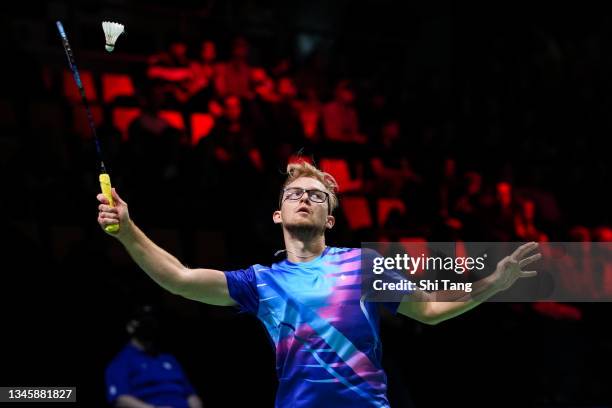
[56,20,119,233]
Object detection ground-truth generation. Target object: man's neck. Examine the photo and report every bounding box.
[283,232,326,263]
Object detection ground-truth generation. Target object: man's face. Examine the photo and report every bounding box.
[274,177,334,233]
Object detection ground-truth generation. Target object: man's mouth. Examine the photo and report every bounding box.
[297,207,311,214]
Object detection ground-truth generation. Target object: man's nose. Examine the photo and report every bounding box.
[299,192,311,204]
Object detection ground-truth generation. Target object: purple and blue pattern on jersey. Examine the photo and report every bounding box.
[225,247,401,408]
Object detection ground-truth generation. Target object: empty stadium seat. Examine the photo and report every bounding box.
[320,158,362,193]
[159,110,185,130]
[101,73,135,103]
[112,107,141,141]
[341,196,372,230]
[377,198,406,227]
[190,112,215,145]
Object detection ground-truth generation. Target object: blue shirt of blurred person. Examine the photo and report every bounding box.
[106,342,196,408]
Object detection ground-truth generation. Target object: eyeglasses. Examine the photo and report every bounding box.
[282,187,329,204]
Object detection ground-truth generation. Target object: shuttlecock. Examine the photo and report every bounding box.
[102,21,125,52]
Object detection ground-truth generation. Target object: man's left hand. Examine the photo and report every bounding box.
[491,241,542,292]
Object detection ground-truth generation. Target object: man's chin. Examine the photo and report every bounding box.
[284,221,324,235]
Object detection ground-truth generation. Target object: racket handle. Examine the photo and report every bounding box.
[99,173,120,233]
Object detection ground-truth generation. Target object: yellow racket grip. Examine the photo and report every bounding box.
[99,173,120,233]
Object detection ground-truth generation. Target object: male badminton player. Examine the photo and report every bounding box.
[97,162,541,407]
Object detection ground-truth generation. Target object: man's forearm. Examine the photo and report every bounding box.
[118,220,187,294]
[426,275,501,323]
[400,243,541,324]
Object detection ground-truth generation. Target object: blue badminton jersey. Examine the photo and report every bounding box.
[224,247,403,408]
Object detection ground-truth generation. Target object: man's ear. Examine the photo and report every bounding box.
[326,215,335,229]
[273,210,282,224]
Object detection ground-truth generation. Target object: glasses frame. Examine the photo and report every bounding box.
[280,187,331,214]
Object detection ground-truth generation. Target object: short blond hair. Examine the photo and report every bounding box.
[280,161,339,214]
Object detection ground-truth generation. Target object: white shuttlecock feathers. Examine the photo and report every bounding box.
[102,21,125,52]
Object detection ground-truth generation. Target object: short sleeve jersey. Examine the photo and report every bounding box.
[224,247,402,408]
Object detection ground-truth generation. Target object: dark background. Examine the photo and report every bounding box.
[1,1,611,407]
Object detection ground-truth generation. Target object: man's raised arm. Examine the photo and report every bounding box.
[398,242,541,325]
[97,188,235,306]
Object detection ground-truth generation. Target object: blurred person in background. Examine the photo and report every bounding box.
[106,305,203,408]
[215,37,254,100]
[185,40,218,109]
[514,198,548,242]
[322,80,367,145]
[147,41,194,107]
[369,118,421,197]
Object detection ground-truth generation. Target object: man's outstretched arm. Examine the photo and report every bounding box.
[398,242,541,325]
[97,188,235,306]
